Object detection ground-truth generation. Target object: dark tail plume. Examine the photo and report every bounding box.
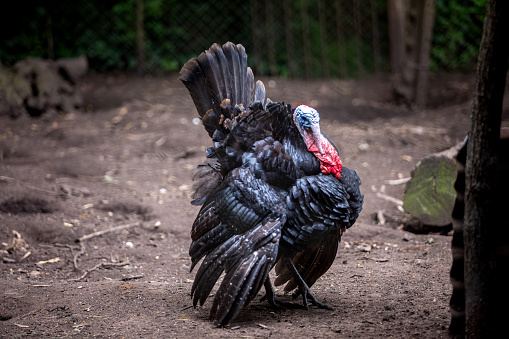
[179,42,257,137]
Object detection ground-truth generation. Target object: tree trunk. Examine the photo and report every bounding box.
[464,0,509,337]
[413,0,435,106]
[387,0,405,75]
[390,0,435,107]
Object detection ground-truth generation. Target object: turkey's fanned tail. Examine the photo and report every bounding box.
[179,42,257,126]
[179,42,267,203]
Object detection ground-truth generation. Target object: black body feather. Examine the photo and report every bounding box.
[179,42,363,326]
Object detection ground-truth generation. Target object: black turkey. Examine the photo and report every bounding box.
[179,42,363,326]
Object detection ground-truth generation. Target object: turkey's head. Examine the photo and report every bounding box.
[294,105,343,179]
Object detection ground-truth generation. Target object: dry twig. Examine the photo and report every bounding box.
[376,192,403,206]
[77,221,141,242]
[40,243,81,270]
[71,261,130,281]
[0,176,58,195]
[71,221,141,270]
[386,177,411,185]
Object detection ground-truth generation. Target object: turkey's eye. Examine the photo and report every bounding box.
[299,115,312,128]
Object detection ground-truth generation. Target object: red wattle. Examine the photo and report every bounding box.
[307,139,342,179]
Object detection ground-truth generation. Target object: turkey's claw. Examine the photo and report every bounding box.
[262,278,303,309]
[295,284,333,310]
[283,256,334,311]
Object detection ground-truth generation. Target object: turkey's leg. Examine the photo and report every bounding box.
[282,256,334,310]
[262,277,303,309]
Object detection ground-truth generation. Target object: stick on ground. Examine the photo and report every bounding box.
[71,261,130,281]
[77,221,142,242]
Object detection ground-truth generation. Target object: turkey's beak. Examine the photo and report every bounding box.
[311,124,324,154]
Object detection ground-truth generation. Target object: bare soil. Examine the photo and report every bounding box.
[1,73,506,338]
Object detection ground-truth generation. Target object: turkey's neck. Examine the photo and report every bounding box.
[310,137,342,179]
[304,133,342,179]
[293,117,343,179]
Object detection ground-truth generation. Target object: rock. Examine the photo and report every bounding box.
[403,139,466,228]
[0,56,88,117]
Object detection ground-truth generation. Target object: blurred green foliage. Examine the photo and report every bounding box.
[0,0,487,76]
[432,0,487,72]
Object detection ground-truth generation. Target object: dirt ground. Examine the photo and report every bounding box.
[1,72,507,338]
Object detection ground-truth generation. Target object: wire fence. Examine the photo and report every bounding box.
[1,0,486,78]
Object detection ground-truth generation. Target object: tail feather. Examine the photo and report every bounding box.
[179,42,258,122]
[246,67,255,106]
[209,44,232,103]
[223,42,241,107]
[254,80,266,105]
[179,59,213,118]
[197,48,224,115]
[237,44,249,106]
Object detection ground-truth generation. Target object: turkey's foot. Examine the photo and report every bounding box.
[293,284,333,310]
[283,256,334,311]
[262,277,303,309]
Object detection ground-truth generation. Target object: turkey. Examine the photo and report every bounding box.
[179,42,363,326]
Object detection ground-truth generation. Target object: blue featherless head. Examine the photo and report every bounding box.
[295,105,320,129]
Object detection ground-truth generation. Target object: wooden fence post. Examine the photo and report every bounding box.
[387,0,405,75]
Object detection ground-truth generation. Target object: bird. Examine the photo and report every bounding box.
[179,42,363,327]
